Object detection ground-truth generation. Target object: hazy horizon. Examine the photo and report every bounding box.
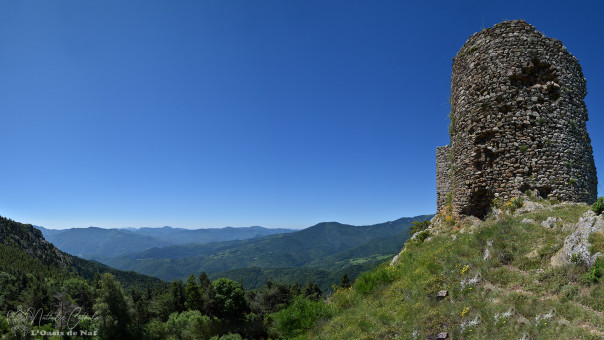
[34,212,435,230]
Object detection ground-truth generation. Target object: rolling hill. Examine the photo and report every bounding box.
[37,225,295,258]
[95,215,433,287]
[0,216,166,291]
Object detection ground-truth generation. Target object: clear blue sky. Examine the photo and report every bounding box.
[1,1,602,229]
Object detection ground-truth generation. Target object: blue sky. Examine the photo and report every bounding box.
[1,1,602,229]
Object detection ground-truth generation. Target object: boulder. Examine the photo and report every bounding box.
[551,211,604,267]
[541,217,561,228]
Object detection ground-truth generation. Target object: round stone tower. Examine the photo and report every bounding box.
[447,20,597,218]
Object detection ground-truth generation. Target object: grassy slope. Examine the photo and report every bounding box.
[304,203,604,339]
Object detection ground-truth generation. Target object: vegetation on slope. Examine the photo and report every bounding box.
[270,199,604,339]
[208,260,382,293]
[94,216,431,286]
[0,214,333,339]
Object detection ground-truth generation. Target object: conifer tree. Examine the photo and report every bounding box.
[94,273,132,339]
[185,274,203,311]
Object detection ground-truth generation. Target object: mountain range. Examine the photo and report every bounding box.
[36,225,295,258]
[89,216,433,289]
[0,215,166,291]
[31,215,433,291]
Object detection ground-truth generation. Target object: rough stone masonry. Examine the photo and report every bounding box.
[437,20,597,218]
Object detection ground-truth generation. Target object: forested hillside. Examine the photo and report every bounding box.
[95,216,433,288]
[38,225,295,258]
[0,214,359,338]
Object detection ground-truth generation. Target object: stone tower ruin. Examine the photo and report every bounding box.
[437,20,597,218]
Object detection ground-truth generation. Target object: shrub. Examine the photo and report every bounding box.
[592,197,604,215]
[165,311,214,340]
[268,296,334,339]
[585,258,603,284]
[570,253,585,266]
[413,230,431,244]
[504,197,523,213]
[354,265,396,295]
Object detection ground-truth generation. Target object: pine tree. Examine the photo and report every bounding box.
[198,272,215,315]
[185,274,203,311]
[170,280,186,314]
[94,273,133,339]
[303,280,322,301]
[340,273,351,289]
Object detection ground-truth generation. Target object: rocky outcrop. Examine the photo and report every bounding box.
[551,211,604,267]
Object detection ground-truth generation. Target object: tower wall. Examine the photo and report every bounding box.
[436,146,452,213]
[445,20,597,218]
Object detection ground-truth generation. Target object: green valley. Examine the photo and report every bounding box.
[93,216,433,290]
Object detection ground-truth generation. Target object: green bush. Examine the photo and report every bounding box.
[585,258,603,284]
[268,296,334,339]
[353,265,396,295]
[592,197,604,215]
[413,230,431,244]
[570,253,585,266]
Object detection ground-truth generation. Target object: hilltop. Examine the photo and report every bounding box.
[269,195,604,339]
[0,216,165,290]
[36,225,296,258]
[91,216,433,291]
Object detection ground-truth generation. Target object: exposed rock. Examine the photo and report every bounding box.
[457,215,483,233]
[460,316,480,331]
[534,309,556,324]
[437,290,449,301]
[541,217,562,228]
[483,240,493,260]
[525,249,539,259]
[515,201,545,216]
[461,273,481,288]
[551,211,604,267]
[521,218,535,224]
[389,253,401,267]
[437,332,449,339]
[494,307,515,321]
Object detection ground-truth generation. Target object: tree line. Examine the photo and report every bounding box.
[0,267,351,339]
